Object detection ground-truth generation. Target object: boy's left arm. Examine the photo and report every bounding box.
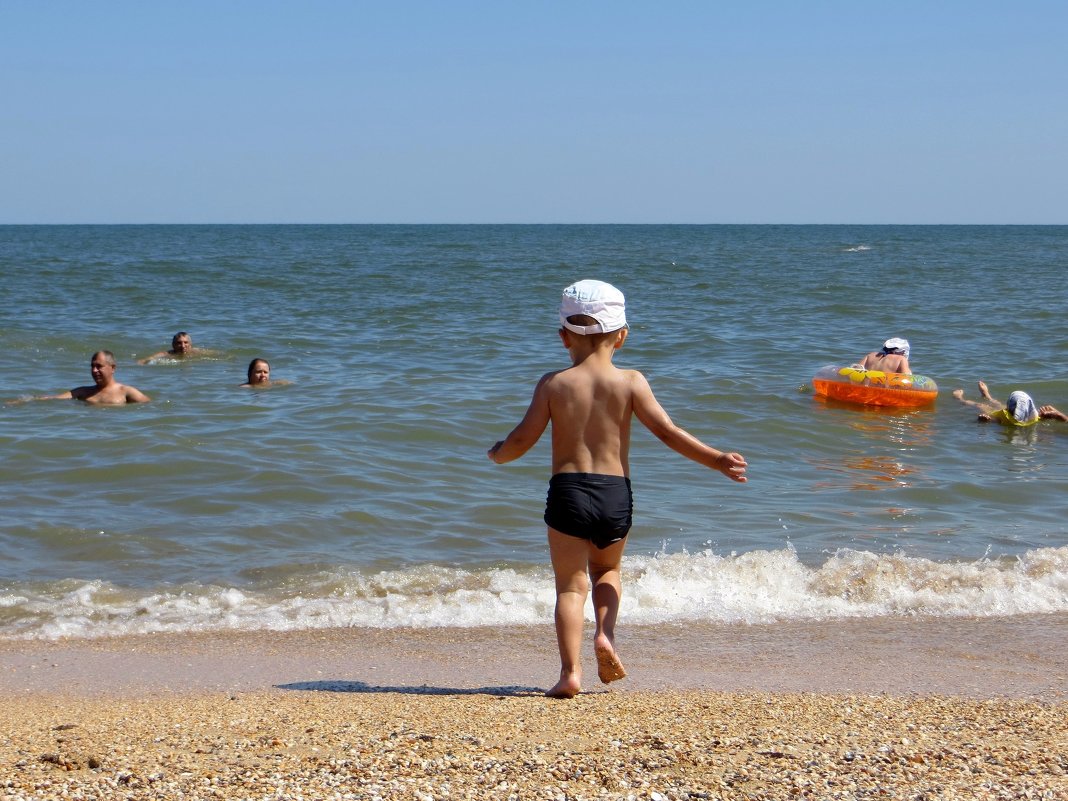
[488,373,552,464]
[631,371,747,482]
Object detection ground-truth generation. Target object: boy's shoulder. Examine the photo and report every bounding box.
[543,363,646,387]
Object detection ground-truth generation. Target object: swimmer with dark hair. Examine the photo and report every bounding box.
[858,337,911,375]
[240,358,289,388]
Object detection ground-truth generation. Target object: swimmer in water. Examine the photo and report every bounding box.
[953,381,1067,425]
[858,337,912,375]
[15,350,150,405]
[240,358,289,387]
[139,331,216,364]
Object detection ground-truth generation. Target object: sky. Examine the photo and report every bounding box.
[2,1,1067,224]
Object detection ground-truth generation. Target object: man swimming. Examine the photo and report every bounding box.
[139,331,215,363]
[34,351,150,404]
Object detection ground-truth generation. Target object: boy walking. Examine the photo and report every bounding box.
[488,280,747,698]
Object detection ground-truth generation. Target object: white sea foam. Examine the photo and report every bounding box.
[5,546,1067,641]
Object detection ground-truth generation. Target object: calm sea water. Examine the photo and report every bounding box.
[1,225,1066,640]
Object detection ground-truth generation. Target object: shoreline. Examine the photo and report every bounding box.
[2,615,1066,799]
[2,612,1066,699]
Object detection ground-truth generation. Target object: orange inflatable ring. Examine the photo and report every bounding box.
[812,365,938,408]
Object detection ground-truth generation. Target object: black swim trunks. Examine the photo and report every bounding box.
[544,472,633,549]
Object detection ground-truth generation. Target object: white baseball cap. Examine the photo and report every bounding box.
[882,338,910,358]
[559,280,627,335]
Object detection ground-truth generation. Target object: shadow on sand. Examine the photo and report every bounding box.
[276,680,546,697]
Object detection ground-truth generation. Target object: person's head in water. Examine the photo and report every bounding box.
[246,359,270,385]
[89,350,118,385]
[1006,390,1039,424]
[171,332,192,354]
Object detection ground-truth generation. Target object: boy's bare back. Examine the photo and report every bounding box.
[489,314,746,483]
[541,349,636,476]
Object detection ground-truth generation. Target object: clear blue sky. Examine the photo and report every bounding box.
[3,1,1066,224]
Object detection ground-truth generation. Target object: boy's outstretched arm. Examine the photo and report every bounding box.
[631,372,747,483]
[488,373,553,464]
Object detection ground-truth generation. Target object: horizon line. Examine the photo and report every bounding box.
[2,221,1066,227]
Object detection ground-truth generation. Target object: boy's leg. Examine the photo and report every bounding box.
[546,527,592,698]
[589,538,628,683]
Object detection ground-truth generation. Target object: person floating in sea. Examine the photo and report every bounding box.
[858,337,912,374]
[139,331,215,364]
[15,350,150,405]
[952,381,1067,425]
[487,279,747,699]
[240,358,289,388]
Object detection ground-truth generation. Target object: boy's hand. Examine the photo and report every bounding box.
[715,452,748,483]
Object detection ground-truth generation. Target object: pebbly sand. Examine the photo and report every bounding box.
[2,615,1066,799]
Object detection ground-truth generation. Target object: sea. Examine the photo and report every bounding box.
[1,225,1066,642]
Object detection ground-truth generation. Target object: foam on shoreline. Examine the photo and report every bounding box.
[6,546,1068,640]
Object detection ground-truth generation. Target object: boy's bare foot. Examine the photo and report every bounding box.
[595,642,627,684]
[952,389,964,400]
[546,675,582,699]
[978,380,993,400]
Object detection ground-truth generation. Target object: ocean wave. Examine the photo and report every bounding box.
[3,546,1067,640]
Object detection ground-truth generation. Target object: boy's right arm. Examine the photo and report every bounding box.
[488,373,553,464]
[631,371,747,483]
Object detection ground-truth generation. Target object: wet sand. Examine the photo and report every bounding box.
[2,615,1066,798]
[2,614,1066,698]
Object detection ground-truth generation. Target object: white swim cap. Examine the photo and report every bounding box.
[1007,391,1039,423]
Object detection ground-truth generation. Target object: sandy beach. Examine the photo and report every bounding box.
[4,689,1066,800]
[2,615,1067,798]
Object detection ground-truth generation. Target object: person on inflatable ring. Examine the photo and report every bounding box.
[952,381,1068,426]
[858,337,912,375]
